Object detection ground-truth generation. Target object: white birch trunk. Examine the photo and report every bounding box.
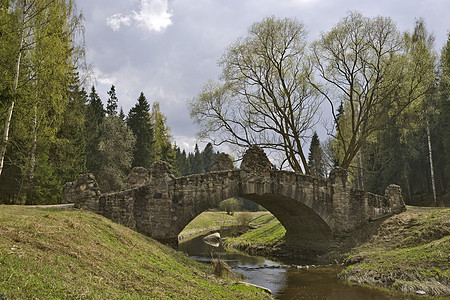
[426,117,437,205]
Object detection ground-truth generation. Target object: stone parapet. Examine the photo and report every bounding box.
[240,145,271,173]
[128,167,149,188]
[63,173,100,212]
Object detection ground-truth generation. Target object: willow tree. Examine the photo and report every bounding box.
[189,16,320,173]
[311,12,434,170]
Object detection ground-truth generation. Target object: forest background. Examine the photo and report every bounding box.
[0,0,449,206]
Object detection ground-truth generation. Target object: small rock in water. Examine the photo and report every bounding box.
[415,290,426,295]
[203,232,221,247]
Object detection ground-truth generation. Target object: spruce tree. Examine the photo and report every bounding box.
[85,86,105,176]
[307,132,326,178]
[106,85,118,116]
[191,144,204,174]
[127,92,154,169]
[202,143,215,172]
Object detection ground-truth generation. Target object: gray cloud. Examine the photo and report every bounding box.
[77,0,449,152]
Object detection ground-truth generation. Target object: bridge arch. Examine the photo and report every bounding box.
[170,170,335,253]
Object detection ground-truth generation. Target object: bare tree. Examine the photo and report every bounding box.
[189,16,320,173]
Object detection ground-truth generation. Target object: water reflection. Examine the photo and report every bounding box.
[179,232,417,300]
[178,232,288,295]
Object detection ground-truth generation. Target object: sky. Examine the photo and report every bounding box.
[76,0,449,153]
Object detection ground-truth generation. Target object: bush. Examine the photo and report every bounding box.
[236,212,252,228]
[219,198,239,215]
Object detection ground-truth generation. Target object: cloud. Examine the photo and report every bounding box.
[106,0,172,32]
[133,0,173,32]
[106,13,131,31]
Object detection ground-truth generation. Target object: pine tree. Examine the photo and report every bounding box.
[202,143,215,172]
[307,132,326,178]
[119,107,126,121]
[106,85,118,116]
[85,86,105,176]
[127,92,153,169]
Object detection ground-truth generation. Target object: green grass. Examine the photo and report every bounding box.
[340,207,450,297]
[225,214,286,254]
[179,211,268,240]
[0,205,272,299]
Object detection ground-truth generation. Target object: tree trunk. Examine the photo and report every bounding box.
[29,103,38,183]
[358,150,364,190]
[25,103,38,205]
[426,116,437,205]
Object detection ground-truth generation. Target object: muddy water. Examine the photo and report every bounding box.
[178,232,418,299]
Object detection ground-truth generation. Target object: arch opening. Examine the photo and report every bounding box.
[176,191,333,255]
[241,193,333,254]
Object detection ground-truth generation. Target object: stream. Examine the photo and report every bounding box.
[178,230,418,300]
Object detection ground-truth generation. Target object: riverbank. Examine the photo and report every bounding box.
[340,206,450,297]
[224,214,286,257]
[0,205,271,299]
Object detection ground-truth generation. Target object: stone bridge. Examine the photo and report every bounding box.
[64,146,405,254]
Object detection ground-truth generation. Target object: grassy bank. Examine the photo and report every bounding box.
[0,206,272,299]
[340,206,450,297]
[225,214,286,256]
[179,211,268,241]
